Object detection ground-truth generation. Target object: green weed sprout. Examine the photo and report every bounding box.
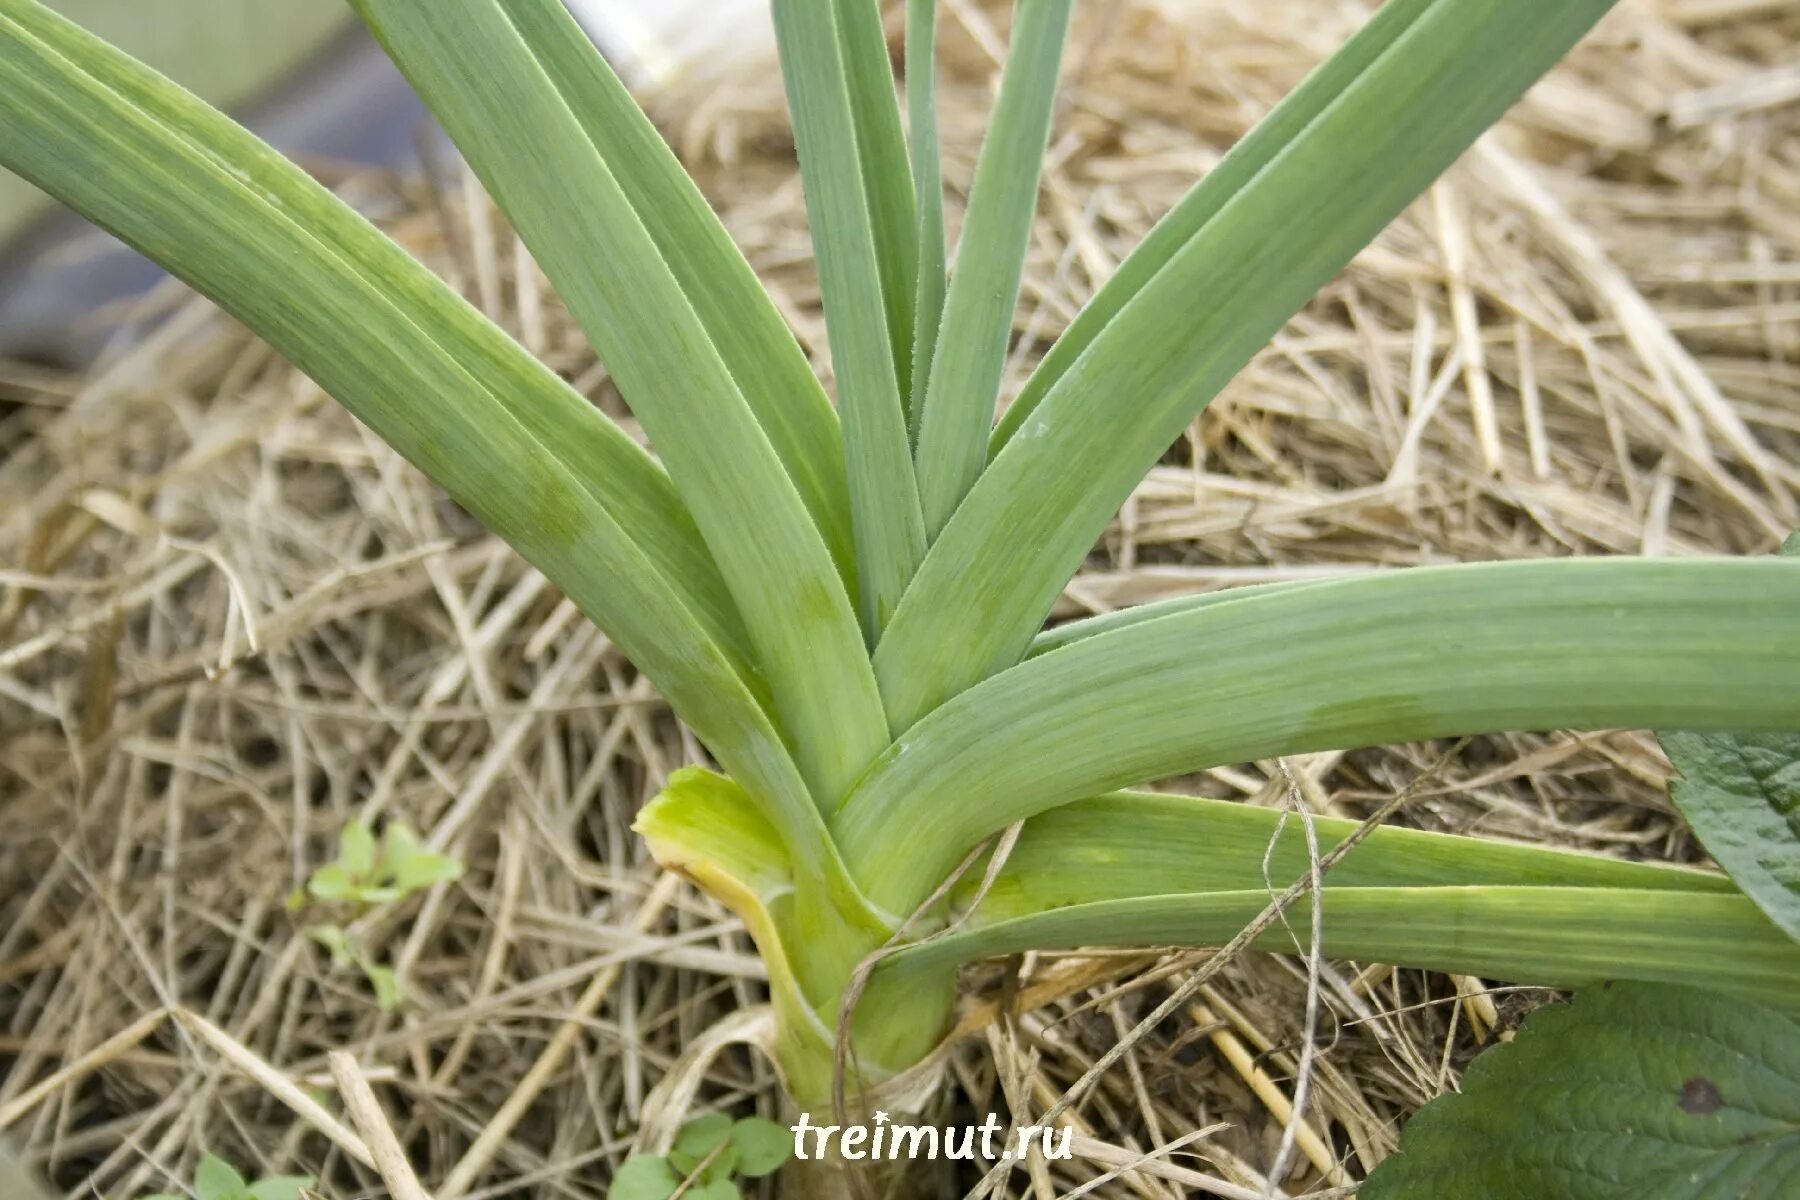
[291,820,462,1010]
[142,1152,311,1200]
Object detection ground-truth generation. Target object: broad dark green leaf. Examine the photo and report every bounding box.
[1661,730,1800,944]
[609,1155,679,1200]
[1657,538,1800,944]
[732,1116,794,1177]
[194,1155,248,1200]
[671,1113,734,1175]
[1363,983,1800,1199]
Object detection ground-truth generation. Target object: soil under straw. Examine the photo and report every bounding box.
[2,0,1797,1195]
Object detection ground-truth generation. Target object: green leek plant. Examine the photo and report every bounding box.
[4,0,1796,1116]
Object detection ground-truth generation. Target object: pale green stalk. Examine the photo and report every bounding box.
[875,0,1618,731]
[774,0,928,642]
[911,0,1073,536]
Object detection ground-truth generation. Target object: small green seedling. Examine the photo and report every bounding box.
[289,820,461,1010]
[610,1114,791,1200]
[298,820,463,907]
[142,1152,312,1200]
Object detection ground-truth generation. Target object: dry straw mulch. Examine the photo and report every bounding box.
[3,0,1798,1196]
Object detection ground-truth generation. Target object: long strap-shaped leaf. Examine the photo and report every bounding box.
[962,790,1733,924]
[912,0,1074,537]
[874,0,1617,731]
[834,0,919,404]
[0,0,849,861]
[836,557,1800,912]
[989,0,1438,451]
[906,0,946,433]
[504,0,857,592]
[775,0,929,642]
[0,0,896,981]
[880,886,1800,1015]
[352,0,889,809]
[1029,577,1341,656]
[0,1,762,677]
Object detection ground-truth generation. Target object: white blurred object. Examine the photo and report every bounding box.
[566,0,774,86]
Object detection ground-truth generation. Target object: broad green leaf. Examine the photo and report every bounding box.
[498,0,856,590]
[0,1,848,873]
[670,1113,734,1175]
[774,0,929,641]
[881,887,1800,1017]
[382,822,463,894]
[961,790,1732,923]
[833,0,919,402]
[912,0,1074,537]
[245,1178,314,1200]
[690,1180,739,1200]
[1660,731,1800,944]
[337,821,375,880]
[1657,537,1800,944]
[1362,983,1800,1198]
[304,867,356,905]
[193,1155,247,1200]
[836,558,1800,912]
[731,1116,794,1177]
[352,0,888,811]
[608,1155,679,1200]
[874,0,1618,732]
[388,850,463,894]
[905,0,946,434]
[989,0,1438,451]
